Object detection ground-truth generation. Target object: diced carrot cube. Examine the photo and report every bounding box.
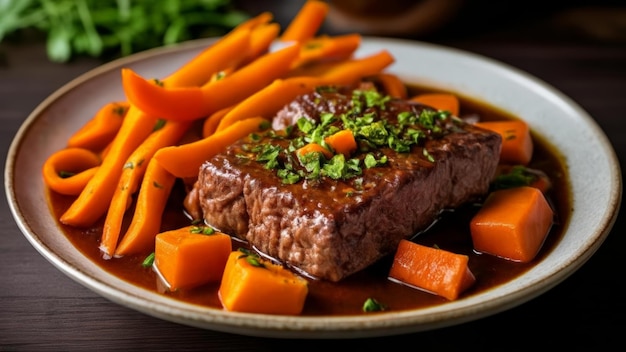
[411,93,460,116]
[475,120,533,165]
[219,250,309,315]
[470,186,554,263]
[154,226,232,290]
[389,240,476,300]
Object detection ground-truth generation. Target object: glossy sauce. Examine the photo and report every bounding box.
[47,87,570,316]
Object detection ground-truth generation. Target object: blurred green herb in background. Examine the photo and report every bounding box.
[0,0,250,62]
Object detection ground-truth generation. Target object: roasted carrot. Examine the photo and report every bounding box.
[153,225,232,290]
[389,239,476,301]
[202,106,233,138]
[280,0,329,43]
[60,108,159,227]
[42,148,101,196]
[297,142,333,159]
[474,120,534,165]
[162,12,272,87]
[155,117,269,179]
[215,76,325,132]
[318,50,395,85]
[411,93,460,116]
[370,73,407,99]
[112,159,177,257]
[324,129,357,157]
[470,186,554,263]
[247,22,281,62]
[292,33,361,68]
[219,249,309,315]
[100,120,191,257]
[121,43,301,122]
[67,102,128,151]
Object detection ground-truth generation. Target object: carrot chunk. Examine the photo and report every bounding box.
[474,120,534,165]
[219,250,309,315]
[324,129,357,157]
[470,186,554,263]
[280,0,329,43]
[389,240,476,300]
[411,93,460,116]
[297,142,332,159]
[154,226,232,291]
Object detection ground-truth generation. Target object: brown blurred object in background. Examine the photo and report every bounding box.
[326,0,465,37]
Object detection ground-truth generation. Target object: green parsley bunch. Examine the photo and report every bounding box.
[0,0,249,62]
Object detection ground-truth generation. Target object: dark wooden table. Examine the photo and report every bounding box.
[2,3,625,350]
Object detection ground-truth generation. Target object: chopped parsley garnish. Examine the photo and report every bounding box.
[240,87,455,185]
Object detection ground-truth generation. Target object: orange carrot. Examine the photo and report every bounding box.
[219,249,309,315]
[297,142,333,159]
[155,117,269,179]
[60,109,159,227]
[67,102,128,151]
[369,73,407,99]
[389,239,476,301]
[121,43,301,122]
[474,120,534,165]
[324,129,357,157]
[470,186,554,263]
[100,120,191,257]
[280,0,329,42]
[112,159,177,257]
[153,225,232,290]
[319,50,395,85]
[215,77,325,132]
[292,33,361,68]
[247,22,281,61]
[42,148,101,196]
[162,12,271,87]
[202,106,233,138]
[411,93,460,116]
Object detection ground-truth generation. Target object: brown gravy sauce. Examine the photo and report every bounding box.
[47,86,570,316]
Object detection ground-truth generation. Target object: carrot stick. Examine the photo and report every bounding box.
[319,50,395,85]
[219,249,309,315]
[99,120,192,257]
[202,106,233,138]
[470,186,554,263]
[411,93,460,116]
[67,102,128,151]
[153,226,232,290]
[247,22,281,61]
[292,33,361,68]
[155,116,270,179]
[60,108,159,227]
[121,43,301,122]
[215,77,325,132]
[324,129,357,157]
[389,239,476,300]
[474,120,534,165]
[42,148,101,196]
[280,0,329,42]
[112,159,177,257]
[370,73,407,99]
[162,12,271,87]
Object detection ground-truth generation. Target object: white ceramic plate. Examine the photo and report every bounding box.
[5,37,621,339]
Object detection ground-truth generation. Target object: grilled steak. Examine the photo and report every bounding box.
[188,86,502,282]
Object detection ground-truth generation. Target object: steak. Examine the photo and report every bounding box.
[188,86,502,282]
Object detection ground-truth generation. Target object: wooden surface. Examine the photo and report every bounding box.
[1,2,625,350]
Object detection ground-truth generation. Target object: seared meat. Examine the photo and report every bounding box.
[189,86,501,282]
